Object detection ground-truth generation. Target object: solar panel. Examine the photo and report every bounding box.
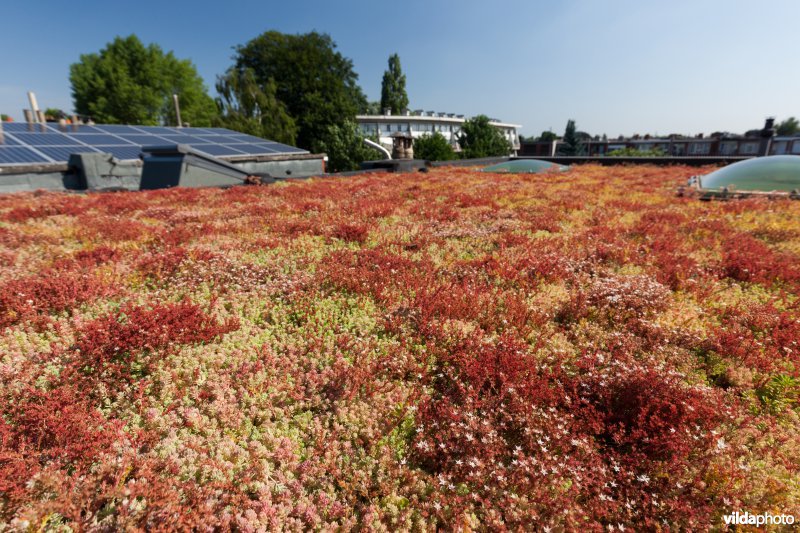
[228,143,279,154]
[0,134,22,146]
[0,146,48,164]
[95,146,143,160]
[157,134,204,144]
[71,134,135,145]
[116,134,170,145]
[50,124,106,134]
[12,132,84,146]
[37,146,100,161]
[95,125,148,134]
[191,144,248,156]
[1,123,53,133]
[0,123,309,166]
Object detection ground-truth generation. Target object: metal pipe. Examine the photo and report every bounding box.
[363,138,391,159]
[27,92,40,123]
[173,94,182,127]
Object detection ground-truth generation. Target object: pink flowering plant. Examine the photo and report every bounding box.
[0,164,798,530]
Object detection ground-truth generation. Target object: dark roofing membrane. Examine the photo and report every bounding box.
[698,155,800,193]
[482,159,569,173]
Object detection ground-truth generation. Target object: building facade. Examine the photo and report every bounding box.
[520,120,799,158]
[356,111,522,153]
[520,135,800,158]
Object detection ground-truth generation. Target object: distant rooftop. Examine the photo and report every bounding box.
[356,111,521,129]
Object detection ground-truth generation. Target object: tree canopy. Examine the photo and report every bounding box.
[380,54,409,115]
[558,119,583,155]
[69,35,217,126]
[537,131,558,142]
[414,132,456,161]
[316,120,381,172]
[457,115,512,159]
[214,67,297,145]
[776,117,799,136]
[233,31,368,153]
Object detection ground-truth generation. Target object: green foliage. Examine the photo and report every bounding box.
[380,53,409,115]
[537,130,558,142]
[214,67,297,145]
[558,119,583,155]
[316,120,382,172]
[70,35,217,126]
[1,114,11,122]
[233,31,368,153]
[607,146,667,157]
[44,108,67,121]
[414,132,456,161]
[776,116,799,136]
[756,374,798,414]
[457,115,512,159]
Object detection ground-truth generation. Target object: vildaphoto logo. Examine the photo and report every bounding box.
[723,511,795,527]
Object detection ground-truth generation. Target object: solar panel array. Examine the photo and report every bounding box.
[0,123,308,166]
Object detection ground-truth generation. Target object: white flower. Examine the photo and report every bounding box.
[637,474,650,484]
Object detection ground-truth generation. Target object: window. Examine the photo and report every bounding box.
[689,142,710,155]
[772,141,787,155]
[792,142,800,154]
[740,142,759,155]
[719,142,737,155]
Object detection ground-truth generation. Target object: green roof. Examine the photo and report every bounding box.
[482,159,569,174]
[698,155,800,193]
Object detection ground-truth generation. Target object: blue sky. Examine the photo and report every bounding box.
[2,0,798,137]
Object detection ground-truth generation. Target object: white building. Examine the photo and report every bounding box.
[356,110,522,153]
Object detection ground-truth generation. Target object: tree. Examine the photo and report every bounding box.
[776,117,799,136]
[44,108,67,121]
[414,132,456,161]
[70,35,217,126]
[457,115,512,159]
[214,67,297,145]
[558,119,583,155]
[233,31,368,153]
[316,120,382,172]
[380,53,409,115]
[607,146,667,157]
[537,130,558,142]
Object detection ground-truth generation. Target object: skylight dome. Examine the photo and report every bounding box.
[696,155,800,196]
[482,159,569,173]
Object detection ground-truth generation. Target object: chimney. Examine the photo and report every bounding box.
[383,107,391,116]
